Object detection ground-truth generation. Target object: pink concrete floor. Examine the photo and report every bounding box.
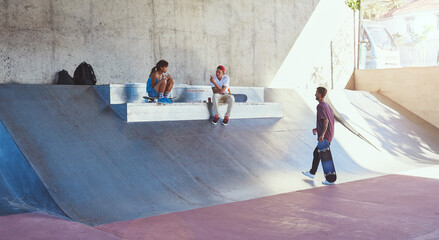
[0,212,121,240]
[1,174,438,240]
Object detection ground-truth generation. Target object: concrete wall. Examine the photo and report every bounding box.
[270,0,355,90]
[355,67,439,129]
[0,0,323,86]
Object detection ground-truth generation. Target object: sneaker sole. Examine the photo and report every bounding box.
[322,181,335,185]
[302,172,314,180]
[211,121,218,125]
[221,123,228,126]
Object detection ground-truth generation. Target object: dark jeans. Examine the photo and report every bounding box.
[310,142,330,175]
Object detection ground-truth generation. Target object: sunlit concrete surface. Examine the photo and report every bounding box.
[329,90,439,169]
[270,0,354,90]
[355,67,439,129]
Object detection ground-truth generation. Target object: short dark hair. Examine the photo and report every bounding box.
[316,87,327,98]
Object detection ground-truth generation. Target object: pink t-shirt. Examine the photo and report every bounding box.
[316,101,335,142]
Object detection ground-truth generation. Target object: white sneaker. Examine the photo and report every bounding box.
[302,171,315,180]
[322,180,335,185]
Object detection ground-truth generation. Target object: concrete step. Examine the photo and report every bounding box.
[113,102,283,122]
[96,83,282,122]
[95,84,265,104]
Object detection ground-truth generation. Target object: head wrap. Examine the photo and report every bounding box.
[217,65,225,73]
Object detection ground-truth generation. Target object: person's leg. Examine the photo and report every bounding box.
[148,88,159,98]
[212,93,221,116]
[310,146,320,175]
[224,94,235,117]
[164,78,174,102]
[153,80,168,103]
[153,80,165,93]
[154,79,167,99]
[165,78,174,93]
[159,79,167,94]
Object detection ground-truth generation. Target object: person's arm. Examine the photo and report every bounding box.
[219,76,230,94]
[219,86,227,94]
[212,87,221,94]
[318,119,329,142]
[162,73,170,81]
[151,71,158,88]
[210,75,222,93]
[316,104,328,142]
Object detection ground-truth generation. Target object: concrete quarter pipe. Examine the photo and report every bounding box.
[0,85,437,226]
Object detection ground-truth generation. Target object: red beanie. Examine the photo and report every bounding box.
[217,65,225,73]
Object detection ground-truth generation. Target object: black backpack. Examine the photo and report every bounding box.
[55,70,75,85]
[73,62,97,85]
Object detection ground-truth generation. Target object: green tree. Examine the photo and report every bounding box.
[362,0,382,20]
[345,0,360,11]
[382,0,406,10]
[362,0,408,20]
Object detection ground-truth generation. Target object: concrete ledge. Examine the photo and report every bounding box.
[95,84,265,104]
[124,102,282,122]
[111,104,128,121]
[95,83,281,122]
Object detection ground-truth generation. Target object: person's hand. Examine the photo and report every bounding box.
[209,75,215,84]
[318,135,324,142]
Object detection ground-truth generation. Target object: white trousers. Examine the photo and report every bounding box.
[212,93,235,117]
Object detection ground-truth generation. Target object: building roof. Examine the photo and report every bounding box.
[380,0,439,19]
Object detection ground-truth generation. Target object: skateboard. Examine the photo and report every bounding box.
[231,94,247,103]
[317,140,337,183]
[143,96,176,103]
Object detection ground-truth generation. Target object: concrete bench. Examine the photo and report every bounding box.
[95,83,265,104]
[95,84,282,122]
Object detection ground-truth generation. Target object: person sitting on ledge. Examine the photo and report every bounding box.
[210,65,234,126]
[147,60,174,104]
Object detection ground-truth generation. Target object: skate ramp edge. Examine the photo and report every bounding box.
[0,121,66,218]
[94,84,282,122]
[328,89,439,175]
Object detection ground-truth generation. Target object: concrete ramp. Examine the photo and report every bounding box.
[328,90,439,172]
[0,121,65,217]
[0,85,437,226]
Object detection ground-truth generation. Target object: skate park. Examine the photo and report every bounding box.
[1,1,439,239]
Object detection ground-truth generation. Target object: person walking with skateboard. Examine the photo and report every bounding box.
[210,65,235,126]
[302,87,335,185]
